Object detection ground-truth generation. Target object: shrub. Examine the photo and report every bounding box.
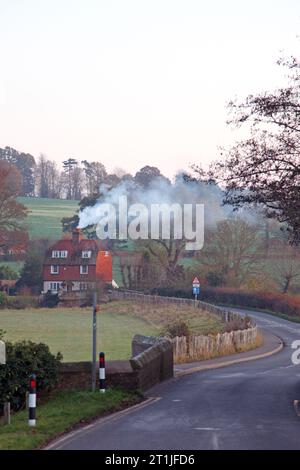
[0,292,7,307]
[151,286,300,319]
[0,341,63,412]
[4,295,39,309]
[206,271,224,287]
[41,291,59,308]
[161,320,191,338]
[0,265,18,280]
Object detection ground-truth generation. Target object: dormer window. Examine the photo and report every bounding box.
[52,250,68,258]
[82,251,91,259]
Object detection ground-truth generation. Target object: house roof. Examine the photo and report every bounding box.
[44,233,101,266]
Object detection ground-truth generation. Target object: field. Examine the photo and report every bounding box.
[0,300,224,362]
[17,196,79,240]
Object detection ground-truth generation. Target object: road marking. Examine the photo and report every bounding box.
[212,433,220,450]
[194,427,221,431]
[172,399,182,402]
[257,364,297,375]
[214,373,246,379]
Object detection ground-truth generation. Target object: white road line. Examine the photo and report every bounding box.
[212,433,220,450]
[194,427,221,431]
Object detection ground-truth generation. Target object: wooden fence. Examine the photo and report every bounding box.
[171,326,260,363]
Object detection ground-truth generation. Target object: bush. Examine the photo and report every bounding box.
[41,291,59,308]
[161,320,191,338]
[0,292,7,307]
[0,341,62,412]
[0,265,18,280]
[151,286,300,319]
[206,271,224,287]
[4,295,39,309]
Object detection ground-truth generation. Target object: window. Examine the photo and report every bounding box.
[50,282,61,291]
[82,251,91,258]
[51,265,59,274]
[80,265,88,275]
[51,250,68,258]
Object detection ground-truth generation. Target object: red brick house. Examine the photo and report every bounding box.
[42,229,113,294]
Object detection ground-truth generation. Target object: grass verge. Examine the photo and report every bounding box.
[0,389,142,450]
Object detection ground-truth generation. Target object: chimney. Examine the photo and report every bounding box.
[72,228,80,244]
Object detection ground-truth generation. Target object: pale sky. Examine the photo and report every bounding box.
[0,0,299,178]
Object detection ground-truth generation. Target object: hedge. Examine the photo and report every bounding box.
[0,341,62,412]
[150,286,300,318]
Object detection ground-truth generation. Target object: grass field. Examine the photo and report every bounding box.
[17,196,79,240]
[0,300,224,362]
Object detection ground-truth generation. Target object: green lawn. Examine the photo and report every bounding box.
[0,301,224,362]
[0,389,141,450]
[0,307,156,362]
[17,196,79,240]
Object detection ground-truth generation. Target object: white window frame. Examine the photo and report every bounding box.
[51,250,68,258]
[82,251,91,259]
[50,282,61,291]
[51,265,59,274]
[80,265,88,275]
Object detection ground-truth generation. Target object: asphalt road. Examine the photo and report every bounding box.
[52,309,300,450]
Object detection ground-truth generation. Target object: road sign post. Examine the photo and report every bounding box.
[0,340,5,365]
[92,292,97,392]
[192,277,200,303]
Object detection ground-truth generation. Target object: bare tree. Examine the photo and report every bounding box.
[36,154,62,198]
[195,57,300,244]
[82,161,107,196]
[198,218,262,288]
[271,244,300,294]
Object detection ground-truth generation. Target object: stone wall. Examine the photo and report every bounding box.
[58,335,173,392]
[58,360,140,391]
[130,335,173,391]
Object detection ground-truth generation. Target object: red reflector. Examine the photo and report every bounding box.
[30,380,36,389]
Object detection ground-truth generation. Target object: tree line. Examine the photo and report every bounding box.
[0,147,170,200]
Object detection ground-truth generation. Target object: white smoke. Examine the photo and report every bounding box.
[77,174,232,230]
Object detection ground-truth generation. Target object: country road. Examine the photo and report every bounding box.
[50,309,300,450]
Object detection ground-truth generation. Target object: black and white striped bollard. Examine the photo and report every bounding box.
[28,374,37,427]
[99,352,106,393]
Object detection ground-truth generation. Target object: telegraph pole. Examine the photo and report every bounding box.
[92,291,97,391]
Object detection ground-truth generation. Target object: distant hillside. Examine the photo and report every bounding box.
[17,197,79,240]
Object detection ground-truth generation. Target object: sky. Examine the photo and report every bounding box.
[0,0,299,178]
